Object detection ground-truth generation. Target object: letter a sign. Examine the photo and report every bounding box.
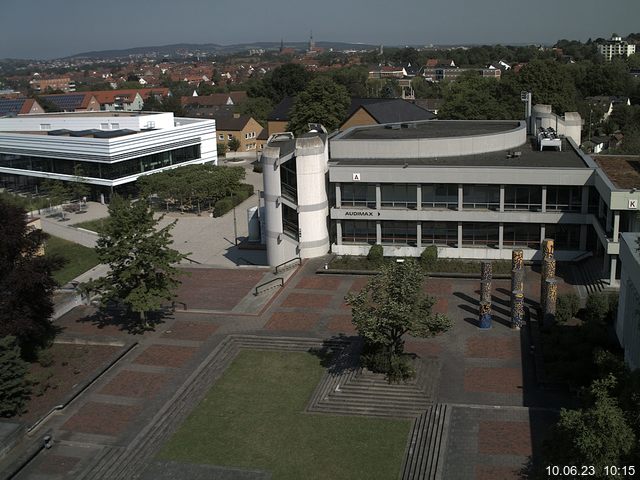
[352,173,361,181]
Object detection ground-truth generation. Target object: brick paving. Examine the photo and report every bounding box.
[17,260,578,480]
[478,421,533,456]
[62,402,141,436]
[100,370,172,398]
[132,345,198,368]
[175,268,266,310]
[464,367,523,394]
[31,454,81,475]
[264,311,322,331]
[161,320,219,341]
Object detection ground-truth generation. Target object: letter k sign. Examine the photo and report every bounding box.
[629,199,638,209]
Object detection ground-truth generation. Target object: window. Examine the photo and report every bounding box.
[227,134,233,140]
[381,221,417,246]
[504,185,542,211]
[503,223,540,248]
[546,186,582,212]
[282,204,299,239]
[381,184,417,209]
[100,123,109,130]
[341,184,376,208]
[422,222,457,246]
[421,184,458,209]
[40,124,51,130]
[280,159,297,202]
[342,220,376,244]
[219,134,224,140]
[463,185,500,210]
[545,224,580,250]
[462,223,499,247]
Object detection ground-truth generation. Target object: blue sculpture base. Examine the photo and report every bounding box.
[511,315,523,329]
[479,313,492,329]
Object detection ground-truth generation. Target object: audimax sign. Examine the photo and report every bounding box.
[343,211,381,217]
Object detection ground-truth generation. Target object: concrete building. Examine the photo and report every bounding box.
[261,106,640,287]
[598,35,636,61]
[616,232,640,370]
[0,111,217,200]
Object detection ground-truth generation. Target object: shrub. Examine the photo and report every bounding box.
[213,198,234,217]
[360,344,415,383]
[606,292,619,323]
[0,336,31,417]
[253,161,263,173]
[585,292,610,323]
[38,350,55,368]
[217,142,228,157]
[420,245,438,271]
[367,244,384,266]
[556,293,581,323]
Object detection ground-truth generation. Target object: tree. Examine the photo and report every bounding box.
[287,77,350,134]
[0,336,31,417]
[71,164,91,203]
[217,142,228,157]
[81,196,187,328]
[238,96,273,126]
[227,137,241,152]
[0,200,63,358]
[517,59,578,113]
[328,66,369,97]
[267,63,313,103]
[439,74,518,120]
[541,376,635,477]
[345,260,452,381]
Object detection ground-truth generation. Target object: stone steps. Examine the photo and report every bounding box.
[400,404,451,480]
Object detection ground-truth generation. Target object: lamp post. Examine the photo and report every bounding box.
[232,192,238,246]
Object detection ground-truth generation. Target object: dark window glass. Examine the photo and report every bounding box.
[546,186,582,212]
[545,224,580,250]
[462,223,499,247]
[381,184,417,209]
[342,220,377,244]
[341,183,376,208]
[282,204,299,239]
[504,185,542,211]
[463,185,500,210]
[421,221,458,246]
[280,158,297,202]
[421,184,458,209]
[503,223,540,248]
[381,221,417,245]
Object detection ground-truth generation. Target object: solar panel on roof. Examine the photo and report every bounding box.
[0,99,26,115]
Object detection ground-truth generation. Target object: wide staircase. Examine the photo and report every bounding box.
[573,256,606,295]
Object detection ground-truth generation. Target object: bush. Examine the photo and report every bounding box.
[38,350,55,368]
[0,336,31,417]
[213,198,234,217]
[367,244,384,266]
[253,161,263,173]
[585,292,610,323]
[217,142,228,157]
[556,293,581,323]
[420,246,438,271]
[361,345,415,383]
[606,292,619,323]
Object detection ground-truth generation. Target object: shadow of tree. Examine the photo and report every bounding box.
[76,304,172,335]
[308,334,362,376]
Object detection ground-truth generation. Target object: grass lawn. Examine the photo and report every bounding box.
[45,235,100,284]
[159,350,411,480]
[72,217,109,233]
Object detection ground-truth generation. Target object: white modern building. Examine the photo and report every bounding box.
[616,232,640,370]
[0,111,217,199]
[598,35,636,61]
[261,106,640,287]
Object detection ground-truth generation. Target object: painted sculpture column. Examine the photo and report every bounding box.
[510,249,525,328]
[479,261,493,328]
[511,290,525,329]
[544,278,558,323]
[540,238,555,309]
[479,301,492,329]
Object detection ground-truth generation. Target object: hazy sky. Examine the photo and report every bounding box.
[2,0,639,59]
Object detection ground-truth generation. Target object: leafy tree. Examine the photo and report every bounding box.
[268,63,313,103]
[287,77,350,134]
[0,200,63,358]
[238,96,273,126]
[71,164,91,202]
[227,136,241,152]
[0,336,31,417]
[380,79,400,99]
[439,73,519,120]
[328,66,368,97]
[345,260,452,381]
[81,196,187,328]
[217,142,228,157]
[541,376,635,477]
[517,59,578,113]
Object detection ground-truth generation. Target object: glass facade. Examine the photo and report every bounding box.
[545,224,581,250]
[282,204,299,239]
[342,220,376,244]
[462,223,500,247]
[463,185,500,210]
[422,222,458,246]
[280,159,297,202]
[546,186,582,212]
[381,184,417,208]
[0,145,200,181]
[504,185,542,211]
[341,183,376,208]
[421,184,458,209]
[381,221,417,245]
[503,223,540,248]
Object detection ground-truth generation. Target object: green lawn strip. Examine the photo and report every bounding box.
[45,235,100,285]
[159,350,411,480]
[71,218,109,233]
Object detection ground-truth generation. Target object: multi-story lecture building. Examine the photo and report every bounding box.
[0,111,217,200]
[262,106,640,287]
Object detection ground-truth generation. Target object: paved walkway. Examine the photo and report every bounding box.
[4,259,577,480]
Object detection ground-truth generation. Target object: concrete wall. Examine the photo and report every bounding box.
[616,233,640,369]
[330,121,526,159]
[5,112,175,131]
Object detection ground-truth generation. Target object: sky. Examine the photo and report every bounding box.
[2,0,640,59]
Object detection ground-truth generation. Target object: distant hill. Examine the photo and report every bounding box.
[65,41,380,60]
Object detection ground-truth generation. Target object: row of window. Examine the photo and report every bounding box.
[341,221,581,250]
[340,184,593,213]
[0,145,201,180]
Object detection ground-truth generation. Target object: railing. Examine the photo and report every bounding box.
[274,257,301,274]
[184,256,202,264]
[254,277,284,295]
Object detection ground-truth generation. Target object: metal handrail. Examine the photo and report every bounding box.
[254,277,284,295]
[274,257,301,274]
